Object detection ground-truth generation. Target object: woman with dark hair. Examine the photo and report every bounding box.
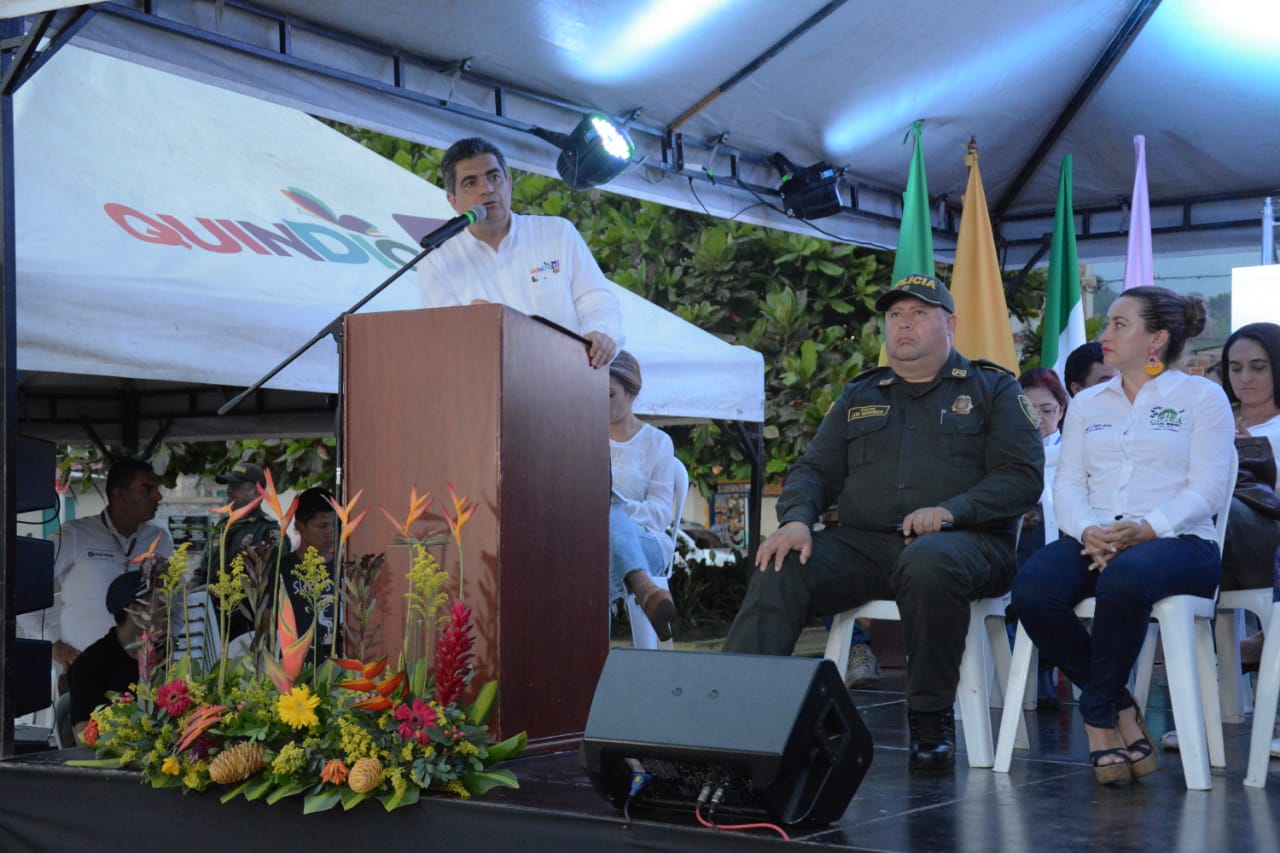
[1012,286,1234,784]
[1219,323,1280,668]
[608,351,678,640]
[1016,367,1072,708]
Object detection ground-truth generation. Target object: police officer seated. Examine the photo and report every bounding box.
[722,274,1043,770]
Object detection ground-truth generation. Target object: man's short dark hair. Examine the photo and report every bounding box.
[296,487,336,525]
[441,137,507,195]
[1063,342,1105,396]
[105,458,154,499]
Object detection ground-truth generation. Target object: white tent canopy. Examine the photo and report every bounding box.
[14,47,763,442]
[36,0,1280,269]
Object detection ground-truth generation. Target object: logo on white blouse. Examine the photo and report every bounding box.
[87,549,118,560]
[1148,406,1185,430]
[530,259,561,283]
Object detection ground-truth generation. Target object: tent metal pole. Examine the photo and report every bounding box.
[1,14,21,760]
[1263,197,1275,266]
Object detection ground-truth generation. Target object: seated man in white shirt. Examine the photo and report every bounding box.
[19,458,174,673]
[416,136,623,369]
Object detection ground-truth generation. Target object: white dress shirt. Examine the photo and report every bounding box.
[417,212,623,346]
[611,423,677,568]
[1055,370,1235,542]
[18,512,174,653]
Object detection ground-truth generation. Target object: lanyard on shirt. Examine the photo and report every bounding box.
[100,510,139,569]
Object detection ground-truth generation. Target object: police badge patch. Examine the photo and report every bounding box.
[1018,394,1039,426]
[950,395,973,415]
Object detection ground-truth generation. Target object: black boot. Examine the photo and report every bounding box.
[908,709,956,770]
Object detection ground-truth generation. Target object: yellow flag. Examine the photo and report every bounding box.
[950,141,1018,373]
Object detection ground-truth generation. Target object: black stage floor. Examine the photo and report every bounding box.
[4,667,1279,851]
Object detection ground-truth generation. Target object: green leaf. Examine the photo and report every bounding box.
[816,260,845,277]
[485,730,528,763]
[341,787,373,811]
[466,680,498,726]
[460,767,519,796]
[378,785,421,812]
[66,757,129,770]
[243,777,276,801]
[219,779,259,803]
[303,787,344,814]
[264,781,308,805]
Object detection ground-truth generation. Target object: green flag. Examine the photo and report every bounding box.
[892,120,935,281]
[1041,154,1085,379]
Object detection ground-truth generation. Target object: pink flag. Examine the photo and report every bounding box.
[1122,134,1153,290]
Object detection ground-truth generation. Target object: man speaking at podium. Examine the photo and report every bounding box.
[417,137,623,368]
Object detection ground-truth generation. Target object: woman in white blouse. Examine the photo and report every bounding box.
[1219,323,1280,668]
[1011,286,1234,784]
[607,351,678,640]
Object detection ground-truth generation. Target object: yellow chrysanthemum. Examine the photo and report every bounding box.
[276,685,321,729]
[161,756,181,776]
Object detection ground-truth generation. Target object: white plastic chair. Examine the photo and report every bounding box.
[627,458,690,650]
[995,452,1236,790]
[1245,599,1280,787]
[171,589,222,673]
[823,595,1013,768]
[1214,586,1272,722]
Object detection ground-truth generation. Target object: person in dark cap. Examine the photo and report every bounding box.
[195,461,279,585]
[67,571,155,738]
[722,273,1043,770]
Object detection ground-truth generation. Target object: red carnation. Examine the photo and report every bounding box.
[156,678,192,717]
[434,599,475,708]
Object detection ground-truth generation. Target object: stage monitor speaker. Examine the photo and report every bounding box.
[580,649,872,827]
[17,435,56,513]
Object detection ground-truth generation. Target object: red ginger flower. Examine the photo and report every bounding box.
[156,678,193,717]
[82,718,99,746]
[434,599,475,708]
[394,699,439,745]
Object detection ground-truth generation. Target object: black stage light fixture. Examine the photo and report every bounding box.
[533,112,635,191]
[580,649,873,827]
[772,152,844,220]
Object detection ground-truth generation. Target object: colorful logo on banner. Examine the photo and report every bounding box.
[101,187,444,269]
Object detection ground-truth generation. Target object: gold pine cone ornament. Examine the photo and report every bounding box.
[348,757,384,793]
[208,741,266,784]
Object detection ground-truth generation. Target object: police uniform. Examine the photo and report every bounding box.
[194,462,279,585]
[724,315,1043,715]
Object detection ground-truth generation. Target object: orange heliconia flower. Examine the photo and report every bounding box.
[380,486,432,540]
[129,532,164,565]
[321,759,350,786]
[442,482,476,549]
[328,489,370,545]
[210,494,265,526]
[256,469,298,535]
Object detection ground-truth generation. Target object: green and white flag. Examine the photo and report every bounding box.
[1041,154,1085,380]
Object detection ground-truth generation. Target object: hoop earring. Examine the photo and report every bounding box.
[1145,349,1165,376]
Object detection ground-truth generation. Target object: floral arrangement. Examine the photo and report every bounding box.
[69,480,524,813]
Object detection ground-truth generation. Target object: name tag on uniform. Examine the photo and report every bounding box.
[848,405,890,421]
[86,549,120,561]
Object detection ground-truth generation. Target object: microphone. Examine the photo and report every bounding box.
[418,204,487,249]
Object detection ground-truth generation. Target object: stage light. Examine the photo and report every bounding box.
[772,152,844,220]
[535,113,636,191]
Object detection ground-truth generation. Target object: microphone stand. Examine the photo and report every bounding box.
[217,229,459,496]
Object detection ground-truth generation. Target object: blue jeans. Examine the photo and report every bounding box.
[1011,534,1220,728]
[608,499,664,603]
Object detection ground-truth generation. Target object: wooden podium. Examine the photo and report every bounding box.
[343,304,609,752]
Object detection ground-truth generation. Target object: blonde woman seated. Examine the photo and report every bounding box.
[1011,287,1234,784]
[608,351,678,640]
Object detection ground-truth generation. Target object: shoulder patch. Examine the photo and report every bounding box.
[950,368,968,378]
[974,358,1016,378]
[1018,394,1040,427]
